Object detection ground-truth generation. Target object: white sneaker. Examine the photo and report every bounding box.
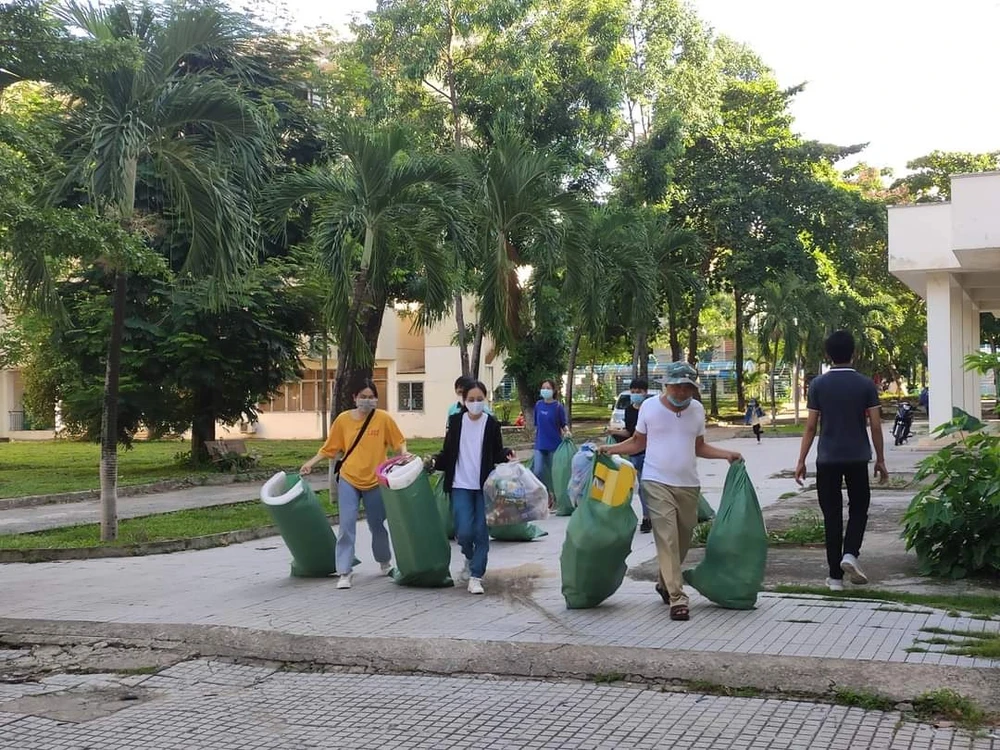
[456,560,471,584]
[336,574,353,590]
[380,562,394,577]
[826,577,844,592]
[468,577,485,595]
[840,554,869,584]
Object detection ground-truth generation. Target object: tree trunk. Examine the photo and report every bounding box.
[334,262,372,416]
[589,358,597,404]
[566,327,582,427]
[190,387,216,465]
[515,373,536,431]
[320,330,329,440]
[445,10,470,378]
[734,290,746,411]
[793,354,801,426]
[637,328,649,379]
[454,292,470,377]
[99,272,127,542]
[471,320,485,380]
[667,307,682,361]
[631,338,640,379]
[769,332,779,424]
[687,321,699,366]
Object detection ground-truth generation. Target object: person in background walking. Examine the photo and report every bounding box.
[794,331,888,592]
[300,379,407,590]
[745,398,765,443]
[533,378,571,504]
[428,380,514,595]
[448,375,491,424]
[599,362,742,621]
[610,377,652,533]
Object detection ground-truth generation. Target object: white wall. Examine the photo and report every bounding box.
[951,171,1000,254]
[888,203,960,273]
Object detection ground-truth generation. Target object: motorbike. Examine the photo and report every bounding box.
[892,401,915,446]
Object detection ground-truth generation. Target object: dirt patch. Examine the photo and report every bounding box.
[628,490,1000,598]
[0,641,184,681]
[0,686,156,722]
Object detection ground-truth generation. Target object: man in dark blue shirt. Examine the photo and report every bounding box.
[610,377,652,532]
[795,331,888,591]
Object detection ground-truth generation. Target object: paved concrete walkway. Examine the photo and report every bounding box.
[3,480,995,670]
[1,660,995,750]
[0,431,924,535]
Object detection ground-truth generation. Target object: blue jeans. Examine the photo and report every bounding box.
[532,449,555,490]
[336,479,392,575]
[631,453,649,518]
[451,488,489,578]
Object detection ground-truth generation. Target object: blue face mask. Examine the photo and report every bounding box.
[465,401,486,416]
[630,393,645,405]
[667,395,692,410]
[540,388,554,400]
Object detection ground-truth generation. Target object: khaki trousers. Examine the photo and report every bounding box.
[643,481,700,606]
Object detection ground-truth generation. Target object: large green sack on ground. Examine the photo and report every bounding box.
[429,472,455,540]
[489,522,548,541]
[560,458,638,608]
[683,461,767,609]
[552,438,577,517]
[379,469,453,588]
[260,472,338,578]
[698,494,716,523]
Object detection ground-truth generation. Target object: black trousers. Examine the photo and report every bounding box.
[816,462,871,579]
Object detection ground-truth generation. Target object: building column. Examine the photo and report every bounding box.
[963,296,981,418]
[925,272,963,430]
[0,370,10,438]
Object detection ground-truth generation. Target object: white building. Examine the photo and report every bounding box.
[889,171,1000,432]
[0,313,54,441]
[226,303,507,440]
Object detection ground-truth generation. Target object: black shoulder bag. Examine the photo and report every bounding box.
[333,409,376,480]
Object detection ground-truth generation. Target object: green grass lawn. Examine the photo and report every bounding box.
[773,585,1000,619]
[0,438,443,499]
[0,491,338,550]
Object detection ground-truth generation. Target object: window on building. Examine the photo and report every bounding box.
[398,382,424,412]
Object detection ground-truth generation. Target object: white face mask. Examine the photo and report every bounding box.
[465,401,486,416]
[356,397,378,413]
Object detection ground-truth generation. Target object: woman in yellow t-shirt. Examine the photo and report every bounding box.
[301,379,407,590]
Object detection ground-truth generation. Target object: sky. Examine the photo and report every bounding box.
[278,0,1000,176]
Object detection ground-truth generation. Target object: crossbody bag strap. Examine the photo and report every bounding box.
[338,409,376,473]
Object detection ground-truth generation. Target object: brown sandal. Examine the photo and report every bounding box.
[670,605,690,621]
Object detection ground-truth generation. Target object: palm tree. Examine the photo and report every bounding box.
[11,1,268,541]
[754,274,812,423]
[266,124,455,415]
[645,213,701,369]
[562,208,639,425]
[458,126,585,425]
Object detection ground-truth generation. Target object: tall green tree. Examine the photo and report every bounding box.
[266,124,455,415]
[5,0,269,541]
[458,126,584,424]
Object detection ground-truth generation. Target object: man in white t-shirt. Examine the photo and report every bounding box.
[599,362,741,621]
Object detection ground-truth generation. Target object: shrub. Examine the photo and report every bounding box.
[901,412,1000,579]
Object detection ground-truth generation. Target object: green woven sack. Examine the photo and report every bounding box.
[260,472,337,578]
[429,472,455,539]
[698,494,716,523]
[552,438,577,517]
[683,462,767,609]
[559,459,637,608]
[380,471,454,588]
[488,522,548,541]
